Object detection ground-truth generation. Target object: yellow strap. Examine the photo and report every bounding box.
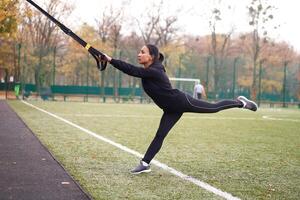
[85,43,91,50]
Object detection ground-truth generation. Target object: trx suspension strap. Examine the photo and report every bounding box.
[26,0,107,71]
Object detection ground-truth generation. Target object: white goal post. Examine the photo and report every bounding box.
[169,77,201,97]
[169,77,200,84]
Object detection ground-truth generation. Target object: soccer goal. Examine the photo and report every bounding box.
[169,77,200,96]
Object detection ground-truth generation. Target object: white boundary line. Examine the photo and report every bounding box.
[262,115,300,122]
[21,100,240,200]
[55,113,258,121]
[58,113,300,123]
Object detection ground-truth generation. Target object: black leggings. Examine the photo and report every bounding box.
[142,95,243,164]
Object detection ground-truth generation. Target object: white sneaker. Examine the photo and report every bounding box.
[237,96,258,111]
[130,161,151,174]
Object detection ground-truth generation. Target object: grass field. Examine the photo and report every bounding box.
[8,100,300,200]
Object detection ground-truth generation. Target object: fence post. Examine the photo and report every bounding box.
[5,69,8,99]
[232,57,238,99]
[17,43,21,83]
[113,49,118,102]
[21,45,27,99]
[85,54,90,102]
[0,68,9,99]
[282,61,288,107]
[206,56,210,95]
[52,46,56,86]
[101,70,106,103]
[258,60,263,107]
[118,50,122,101]
[176,54,183,89]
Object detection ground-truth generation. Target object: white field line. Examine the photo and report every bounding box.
[57,113,258,121]
[262,115,300,122]
[57,113,300,123]
[21,100,241,200]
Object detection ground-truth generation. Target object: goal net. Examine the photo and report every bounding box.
[169,77,200,97]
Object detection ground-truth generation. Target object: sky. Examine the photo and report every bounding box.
[35,0,300,52]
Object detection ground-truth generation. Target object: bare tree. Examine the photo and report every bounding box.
[155,15,178,46]
[95,5,123,44]
[276,44,296,106]
[135,4,161,45]
[110,24,122,50]
[135,0,179,47]
[22,0,73,92]
[247,0,277,100]
[110,22,123,100]
[95,3,125,101]
[208,1,235,94]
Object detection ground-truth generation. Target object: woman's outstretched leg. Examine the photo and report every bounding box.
[184,94,257,113]
[131,112,182,174]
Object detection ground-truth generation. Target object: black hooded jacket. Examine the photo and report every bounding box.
[110,59,186,112]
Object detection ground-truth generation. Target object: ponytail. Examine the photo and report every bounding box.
[158,53,164,62]
[146,44,164,63]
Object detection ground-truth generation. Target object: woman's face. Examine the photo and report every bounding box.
[138,46,153,68]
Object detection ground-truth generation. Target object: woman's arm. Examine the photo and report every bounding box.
[100,54,159,78]
[109,59,159,78]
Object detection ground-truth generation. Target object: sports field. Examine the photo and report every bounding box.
[8,100,300,200]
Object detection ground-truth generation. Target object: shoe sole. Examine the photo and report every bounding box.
[249,100,258,111]
[245,99,258,111]
[130,169,151,175]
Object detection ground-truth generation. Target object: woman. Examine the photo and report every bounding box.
[101,44,257,174]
